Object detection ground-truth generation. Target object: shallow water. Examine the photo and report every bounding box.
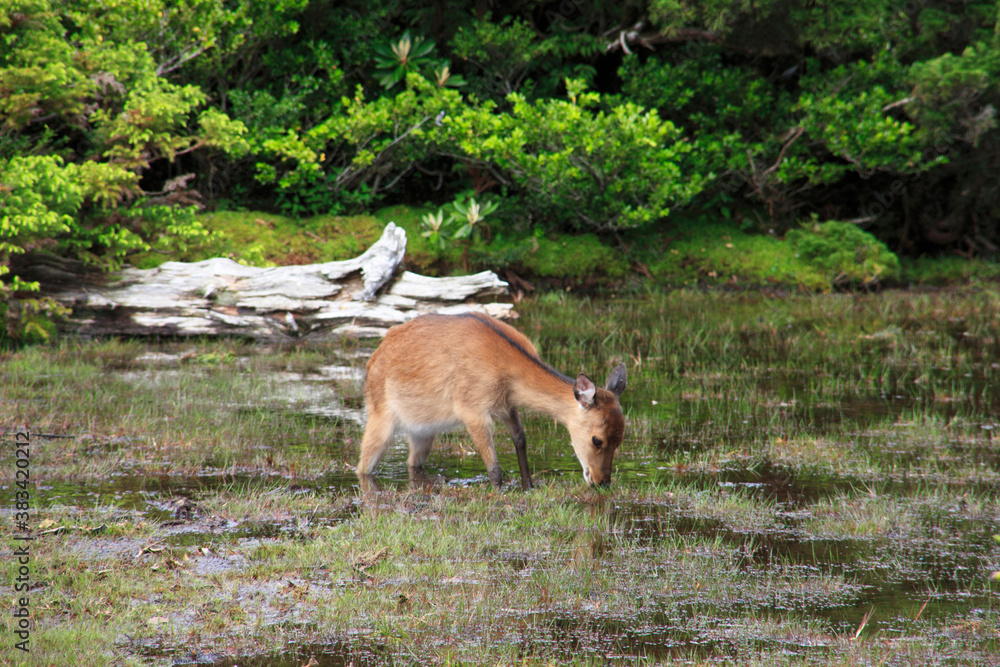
[6,290,1000,665]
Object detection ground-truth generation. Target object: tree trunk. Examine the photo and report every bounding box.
[34,223,512,341]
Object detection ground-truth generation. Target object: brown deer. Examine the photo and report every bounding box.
[356,312,627,489]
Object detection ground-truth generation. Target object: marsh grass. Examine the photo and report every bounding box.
[3,288,1000,665]
[2,338,367,482]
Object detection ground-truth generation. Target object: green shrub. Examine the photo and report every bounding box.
[0,296,67,347]
[787,220,901,287]
[448,79,704,233]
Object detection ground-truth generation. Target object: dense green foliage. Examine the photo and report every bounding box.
[2,0,1000,325]
[787,219,901,287]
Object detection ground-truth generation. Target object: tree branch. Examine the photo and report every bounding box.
[762,127,805,179]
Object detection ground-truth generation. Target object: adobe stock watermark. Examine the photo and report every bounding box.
[10,429,33,653]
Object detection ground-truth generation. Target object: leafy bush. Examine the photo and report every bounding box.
[0,155,146,269]
[0,297,67,347]
[795,58,936,179]
[450,15,545,98]
[251,74,466,215]
[450,80,705,232]
[787,220,901,288]
[1,0,250,340]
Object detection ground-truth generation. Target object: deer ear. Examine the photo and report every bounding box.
[573,374,596,408]
[606,363,627,397]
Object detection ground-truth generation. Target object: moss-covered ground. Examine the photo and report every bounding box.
[143,207,1000,291]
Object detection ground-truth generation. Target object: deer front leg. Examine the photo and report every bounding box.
[504,408,532,490]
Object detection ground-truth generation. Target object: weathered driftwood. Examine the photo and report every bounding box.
[44,223,513,340]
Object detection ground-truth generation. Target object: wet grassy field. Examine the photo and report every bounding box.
[2,288,999,665]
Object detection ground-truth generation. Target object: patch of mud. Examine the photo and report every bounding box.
[26,475,364,565]
[157,638,388,667]
[64,536,151,561]
[512,611,715,665]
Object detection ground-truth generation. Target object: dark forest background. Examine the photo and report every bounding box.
[2,1,999,337]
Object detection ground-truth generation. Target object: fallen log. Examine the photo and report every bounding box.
[40,223,513,340]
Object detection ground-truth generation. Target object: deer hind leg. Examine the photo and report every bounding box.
[357,407,396,476]
[407,433,435,469]
[503,408,532,490]
[462,415,503,488]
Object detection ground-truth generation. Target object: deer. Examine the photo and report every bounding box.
[356,312,627,490]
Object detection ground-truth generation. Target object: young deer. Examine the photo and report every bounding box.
[357,312,627,489]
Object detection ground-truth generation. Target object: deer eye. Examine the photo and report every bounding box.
[592,436,603,449]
